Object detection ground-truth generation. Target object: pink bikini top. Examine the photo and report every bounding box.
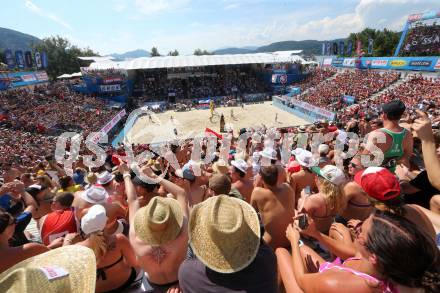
[319,257,399,293]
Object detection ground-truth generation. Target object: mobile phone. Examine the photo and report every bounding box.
[298,214,309,230]
[304,186,311,195]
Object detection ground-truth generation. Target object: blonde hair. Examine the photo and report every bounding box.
[87,231,107,261]
[318,177,346,215]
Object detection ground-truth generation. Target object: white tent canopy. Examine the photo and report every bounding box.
[88,53,307,71]
[57,72,82,79]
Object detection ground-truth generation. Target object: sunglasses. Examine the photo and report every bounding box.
[349,162,360,168]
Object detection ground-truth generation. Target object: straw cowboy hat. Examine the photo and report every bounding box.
[134,196,183,246]
[189,195,260,274]
[0,245,96,293]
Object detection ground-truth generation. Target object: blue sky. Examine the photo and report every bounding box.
[1,0,438,55]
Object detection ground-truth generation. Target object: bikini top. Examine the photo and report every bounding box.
[319,257,399,293]
[97,254,124,280]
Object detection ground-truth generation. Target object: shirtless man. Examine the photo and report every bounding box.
[174,162,209,206]
[340,155,373,222]
[72,186,126,236]
[122,163,189,292]
[251,165,295,249]
[229,159,254,202]
[288,148,318,209]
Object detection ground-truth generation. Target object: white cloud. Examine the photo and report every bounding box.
[113,0,127,12]
[24,0,73,31]
[92,0,439,55]
[134,0,190,15]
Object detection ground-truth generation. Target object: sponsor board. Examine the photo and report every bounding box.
[323,58,333,66]
[332,59,343,65]
[371,59,388,67]
[343,58,355,67]
[90,109,127,143]
[390,60,407,67]
[409,60,432,67]
[434,59,440,70]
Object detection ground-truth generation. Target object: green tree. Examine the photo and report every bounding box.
[346,28,401,57]
[167,49,179,56]
[151,47,160,57]
[0,50,5,64]
[32,36,98,79]
[193,48,213,56]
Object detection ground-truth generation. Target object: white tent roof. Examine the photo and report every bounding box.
[57,74,71,79]
[57,72,82,79]
[272,50,303,56]
[78,56,115,62]
[88,53,306,71]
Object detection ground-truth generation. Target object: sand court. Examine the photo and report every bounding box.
[124,101,308,145]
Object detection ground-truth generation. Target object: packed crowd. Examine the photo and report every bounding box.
[298,69,400,109]
[291,67,337,92]
[0,84,120,173]
[134,66,267,102]
[1,94,440,292]
[402,23,440,56]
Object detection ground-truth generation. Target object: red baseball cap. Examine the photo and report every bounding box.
[354,167,400,201]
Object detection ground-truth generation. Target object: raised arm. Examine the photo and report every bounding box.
[412,110,440,190]
[141,166,189,218]
[118,162,138,226]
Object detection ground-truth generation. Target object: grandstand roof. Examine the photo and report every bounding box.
[87,53,306,71]
[78,56,115,62]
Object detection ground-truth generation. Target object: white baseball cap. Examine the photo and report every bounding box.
[260,147,277,160]
[311,165,346,186]
[231,159,249,173]
[291,148,318,168]
[318,144,330,155]
[80,186,109,204]
[81,204,108,235]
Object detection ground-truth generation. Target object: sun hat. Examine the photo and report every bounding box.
[80,186,109,204]
[212,160,229,175]
[134,196,183,246]
[260,147,277,160]
[81,204,108,235]
[311,165,346,186]
[354,167,400,201]
[189,195,260,273]
[298,125,306,133]
[231,159,249,173]
[0,245,96,293]
[97,171,114,185]
[291,148,318,168]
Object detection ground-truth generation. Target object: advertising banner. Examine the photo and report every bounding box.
[276,96,336,121]
[24,51,33,68]
[347,41,353,56]
[103,77,123,84]
[100,84,121,92]
[0,71,50,89]
[339,41,345,56]
[359,56,440,71]
[343,58,355,67]
[5,49,15,68]
[356,40,362,56]
[333,42,338,55]
[41,51,48,68]
[322,43,325,55]
[15,51,25,69]
[322,58,333,66]
[35,52,42,69]
[368,38,374,54]
[90,109,127,143]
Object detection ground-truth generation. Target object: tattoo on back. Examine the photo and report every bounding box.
[148,246,167,264]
